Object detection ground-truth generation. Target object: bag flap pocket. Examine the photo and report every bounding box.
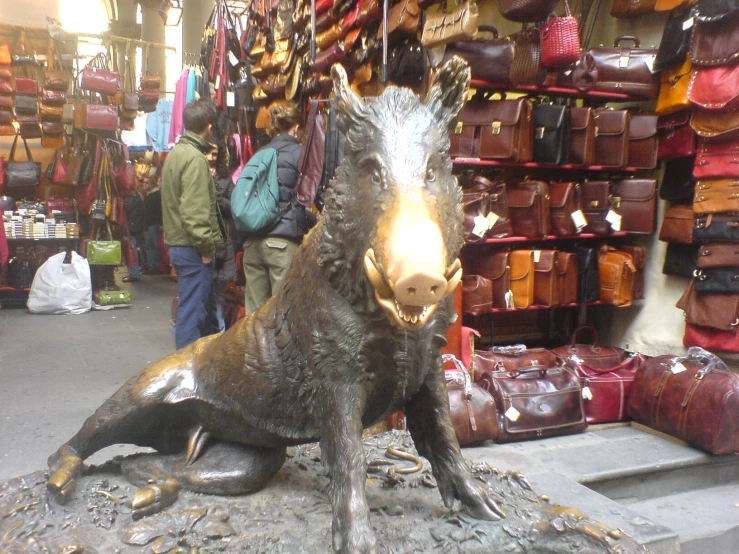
[629,115,658,140]
[534,105,568,130]
[549,182,576,209]
[613,179,657,202]
[534,250,557,273]
[581,181,611,208]
[594,110,628,136]
[658,110,691,131]
[557,252,575,276]
[510,250,533,280]
[463,98,525,127]
[570,107,593,131]
[481,252,510,280]
[507,188,537,209]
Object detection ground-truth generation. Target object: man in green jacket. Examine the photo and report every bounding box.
[162,99,224,349]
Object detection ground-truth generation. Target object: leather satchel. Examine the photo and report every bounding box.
[610,0,657,18]
[507,180,550,238]
[693,140,739,179]
[421,0,479,49]
[479,365,587,443]
[40,88,67,106]
[589,36,660,99]
[697,243,739,268]
[627,114,659,169]
[659,203,695,244]
[581,180,612,235]
[693,267,739,293]
[598,246,636,307]
[533,249,559,307]
[593,109,630,168]
[443,26,514,84]
[462,191,489,243]
[509,249,535,308]
[660,156,696,201]
[690,109,739,142]
[611,178,658,234]
[621,245,646,300]
[377,0,421,37]
[690,10,739,66]
[693,178,739,213]
[656,58,693,116]
[549,181,581,236]
[683,321,739,353]
[444,358,498,446]
[627,349,739,455]
[462,275,493,316]
[557,251,578,305]
[568,107,595,166]
[473,345,561,382]
[688,63,739,111]
[477,251,511,309]
[80,64,120,96]
[471,175,512,238]
[533,103,571,165]
[693,213,739,242]
[654,8,695,72]
[5,134,41,188]
[576,247,599,303]
[552,324,629,370]
[84,104,118,131]
[677,279,739,330]
[657,110,695,159]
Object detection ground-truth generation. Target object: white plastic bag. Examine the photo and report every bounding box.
[27,251,93,315]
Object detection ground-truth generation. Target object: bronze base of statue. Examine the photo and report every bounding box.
[3,431,646,554]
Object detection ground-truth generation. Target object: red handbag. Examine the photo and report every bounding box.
[539,0,581,69]
[80,53,120,96]
[14,77,38,95]
[693,139,739,179]
[40,88,66,106]
[657,111,696,160]
[684,322,739,353]
[0,80,11,94]
[46,196,75,213]
[114,143,136,193]
[688,64,739,112]
[84,104,118,131]
[568,353,645,423]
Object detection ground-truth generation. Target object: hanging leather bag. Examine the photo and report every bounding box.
[576,247,599,303]
[657,111,695,159]
[589,36,660,99]
[470,175,512,238]
[421,0,479,49]
[533,249,559,307]
[660,156,696,201]
[693,213,739,242]
[621,244,647,300]
[476,251,512,309]
[697,243,739,268]
[694,267,739,293]
[654,9,695,71]
[693,139,739,179]
[539,0,581,68]
[556,251,578,305]
[377,0,421,37]
[690,109,739,142]
[494,0,558,22]
[84,104,118,131]
[677,279,739,330]
[688,63,739,111]
[80,53,120,96]
[581,180,612,235]
[462,274,493,316]
[683,321,739,353]
[690,10,739,66]
[5,134,41,188]
[626,114,658,169]
[507,180,550,238]
[509,25,547,85]
[442,26,514,84]
[693,178,739,213]
[610,0,657,18]
[462,191,490,242]
[659,203,695,243]
[656,58,693,116]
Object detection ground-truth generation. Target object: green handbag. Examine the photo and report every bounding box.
[87,220,121,266]
[94,289,132,306]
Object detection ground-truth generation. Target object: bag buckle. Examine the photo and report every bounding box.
[611,196,622,209]
[454,121,464,134]
[590,200,600,207]
[619,53,630,68]
[491,121,501,135]
[535,126,545,140]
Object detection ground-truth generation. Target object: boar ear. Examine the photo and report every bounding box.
[423,56,471,134]
[331,63,365,132]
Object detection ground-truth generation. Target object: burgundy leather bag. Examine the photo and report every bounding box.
[657,111,696,160]
[443,26,514,84]
[84,104,118,131]
[688,63,739,112]
[683,323,739,353]
[462,275,493,316]
[295,100,326,208]
[568,107,595,166]
[611,178,658,234]
[507,180,550,238]
[627,349,739,454]
[473,345,560,383]
[588,36,660,99]
[476,251,511,309]
[693,139,739,178]
[593,109,630,168]
[80,59,120,96]
[627,114,659,169]
[552,325,629,370]
[549,181,581,236]
[472,176,512,238]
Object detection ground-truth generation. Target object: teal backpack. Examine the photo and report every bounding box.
[231,148,281,234]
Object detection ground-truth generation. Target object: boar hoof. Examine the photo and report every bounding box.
[131,480,180,519]
[47,468,78,503]
[334,525,377,554]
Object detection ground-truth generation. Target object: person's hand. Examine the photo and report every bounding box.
[201,256,212,264]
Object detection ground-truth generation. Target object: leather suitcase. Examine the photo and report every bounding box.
[598,246,636,307]
[627,114,659,169]
[569,107,595,166]
[533,249,559,307]
[612,178,658,234]
[620,245,646,300]
[549,181,581,236]
[556,251,578,305]
[473,346,561,382]
[593,109,630,168]
[445,366,499,446]
[627,350,739,454]
[510,250,535,308]
[552,324,629,370]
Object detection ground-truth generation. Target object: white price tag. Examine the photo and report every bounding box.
[486,212,499,229]
[226,91,236,107]
[505,406,521,422]
[471,215,488,238]
[606,210,622,231]
[215,74,221,90]
[682,17,694,30]
[582,386,593,401]
[645,55,657,74]
[533,250,541,263]
[505,290,515,309]
[671,362,688,374]
[571,210,587,232]
[228,51,240,66]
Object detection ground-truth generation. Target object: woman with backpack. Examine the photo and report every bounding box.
[240,103,313,314]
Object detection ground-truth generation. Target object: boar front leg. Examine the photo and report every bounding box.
[404,357,505,521]
[318,390,376,554]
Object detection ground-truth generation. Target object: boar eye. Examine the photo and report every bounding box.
[370,168,384,189]
[425,167,436,183]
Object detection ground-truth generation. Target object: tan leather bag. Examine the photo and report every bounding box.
[598,246,636,307]
[690,109,739,142]
[659,204,695,244]
[377,0,421,37]
[655,0,693,10]
[620,245,646,300]
[697,243,739,269]
[533,250,559,307]
[610,0,657,18]
[421,1,479,48]
[693,179,739,214]
[510,250,535,308]
[656,58,693,116]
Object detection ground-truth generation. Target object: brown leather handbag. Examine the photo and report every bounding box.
[462,191,489,243]
[690,11,739,67]
[556,251,578,305]
[581,180,612,235]
[598,246,636,306]
[552,325,629,370]
[471,175,512,238]
[421,0,479,48]
[611,178,658,234]
[659,203,695,244]
[442,26,514,84]
[510,250,535,308]
[627,114,659,169]
[693,178,739,213]
[445,363,499,446]
[477,251,511,309]
[377,0,421,37]
[697,243,739,268]
[568,107,595,166]
[656,58,693,116]
[549,181,581,236]
[677,279,739,330]
[620,245,646,300]
[533,250,559,307]
[627,350,739,455]
[473,345,561,381]
[589,36,660,99]
[593,109,630,168]
[507,180,550,238]
[690,109,739,142]
[462,275,493,316]
[610,0,657,18]
[316,24,342,49]
[479,365,587,443]
[509,26,547,86]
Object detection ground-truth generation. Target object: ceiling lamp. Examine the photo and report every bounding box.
[158,0,183,26]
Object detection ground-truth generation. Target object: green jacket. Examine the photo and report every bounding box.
[161,131,223,259]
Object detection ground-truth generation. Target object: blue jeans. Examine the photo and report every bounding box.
[126,235,142,279]
[169,246,219,350]
[145,224,162,273]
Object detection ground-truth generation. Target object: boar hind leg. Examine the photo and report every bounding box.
[405,361,505,521]
[121,440,287,519]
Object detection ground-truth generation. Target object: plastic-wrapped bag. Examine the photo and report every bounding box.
[27,251,92,315]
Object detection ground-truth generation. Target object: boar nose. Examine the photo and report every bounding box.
[394,270,447,306]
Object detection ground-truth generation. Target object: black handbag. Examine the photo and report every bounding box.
[387,40,425,86]
[5,134,41,188]
[660,157,696,202]
[19,197,45,214]
[14,94,38,114]
[694,267,739,293]
[654,9,695,72]
[533,103,571,165]
[693,214,739,242]
[0,195,16,212]
[663,243,698,278]
[577,246,600,303]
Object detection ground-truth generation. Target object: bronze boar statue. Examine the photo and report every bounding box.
[47,58,504,553]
